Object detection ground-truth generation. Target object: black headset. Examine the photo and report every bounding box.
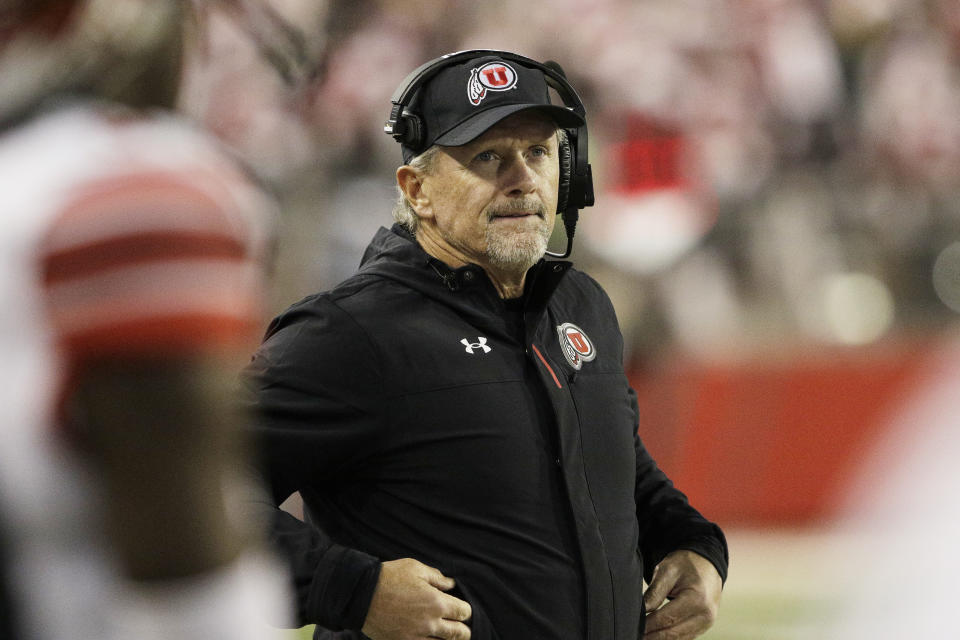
[384,49,594,259]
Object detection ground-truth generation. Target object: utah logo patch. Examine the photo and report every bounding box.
[556,323,596,370]
[467,61,518,105]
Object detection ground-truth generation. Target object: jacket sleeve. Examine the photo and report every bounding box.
[241,295,385,630]
[630,387,729,585]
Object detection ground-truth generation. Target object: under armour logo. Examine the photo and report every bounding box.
[461,337,491,354]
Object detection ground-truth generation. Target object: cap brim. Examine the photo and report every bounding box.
[433,104,585,147]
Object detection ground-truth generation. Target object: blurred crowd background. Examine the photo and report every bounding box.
[187,0,960,356]
[182,1,960,637]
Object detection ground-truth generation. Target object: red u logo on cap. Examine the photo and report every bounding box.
[482,66,510,87]
[476,62,516,91]
[468,61,518,105]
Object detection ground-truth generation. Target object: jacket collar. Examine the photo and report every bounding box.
[356,224,571,317]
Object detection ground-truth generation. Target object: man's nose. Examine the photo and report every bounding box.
[499,154,537,197]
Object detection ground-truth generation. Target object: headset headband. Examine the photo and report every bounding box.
[388,50,583,115]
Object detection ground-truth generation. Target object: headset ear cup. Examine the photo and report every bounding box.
[556,132,573,215]
[400,112,425,150]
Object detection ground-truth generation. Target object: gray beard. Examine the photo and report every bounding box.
[484,216,551,273]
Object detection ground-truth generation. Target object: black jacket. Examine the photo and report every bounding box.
[245,225,728,639]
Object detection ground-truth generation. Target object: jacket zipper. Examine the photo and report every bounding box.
[531,343,562,389]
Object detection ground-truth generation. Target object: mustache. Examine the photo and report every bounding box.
[486,200,546,220]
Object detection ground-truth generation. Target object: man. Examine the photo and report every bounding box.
[246,51,728,640]
[0,1,290,638]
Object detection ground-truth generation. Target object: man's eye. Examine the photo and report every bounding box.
[530,146,548,158]
[475,151,496,162]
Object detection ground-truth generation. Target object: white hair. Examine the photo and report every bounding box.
[392,146,440,234]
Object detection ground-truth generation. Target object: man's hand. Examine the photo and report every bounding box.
[361,558,472,640]
[643,550,722,640]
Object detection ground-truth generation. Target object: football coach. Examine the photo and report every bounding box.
[244,50,728,640]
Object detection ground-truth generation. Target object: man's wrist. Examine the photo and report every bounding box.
[671,538,728,585]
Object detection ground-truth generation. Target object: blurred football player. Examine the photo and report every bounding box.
[0,1,290,638]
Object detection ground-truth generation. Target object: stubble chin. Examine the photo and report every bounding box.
[485,220,551,272]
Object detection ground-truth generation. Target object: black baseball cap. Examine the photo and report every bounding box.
[401,54,585,163]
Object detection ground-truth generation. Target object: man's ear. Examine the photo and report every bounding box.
[396,166,432,218]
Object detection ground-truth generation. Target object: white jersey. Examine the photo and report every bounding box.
[0,102,288,640]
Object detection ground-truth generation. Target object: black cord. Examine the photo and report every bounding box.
[546,209,578,259]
